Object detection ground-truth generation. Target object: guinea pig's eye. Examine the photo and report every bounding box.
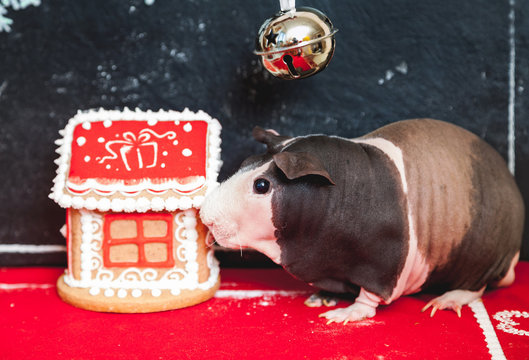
[253,178,271,194]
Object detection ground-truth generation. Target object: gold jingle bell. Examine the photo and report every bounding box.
[255,0,338,80]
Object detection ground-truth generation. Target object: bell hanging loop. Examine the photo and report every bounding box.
[279,0,296,12]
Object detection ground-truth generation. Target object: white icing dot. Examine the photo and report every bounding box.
[162,151,168,156]
[151,197,165,211]
[131,289,142,298]
[98,137,105,143]
[170,288,181,296]
[179,197,192,210]
[89,287,101,296]
[117,289,127,298]
[165,197,178,211]
[174,120,180,126]
[147,118,158,126]
[151,289,162,297]
[111,199,125,212]
[183,216,197,228]
[84,155,91,162]
[124,198,136,212]
[72,196,84,208]
[82,122,91,130]
[183,123,192,132]
[104,288,115,297]
[182,148,192,157]
[136,197,151,213]
[76,137,86,146]
[98,198,111,212]
[161,163,166,168]
[106,164,111,170]
[173,139,179,146]
[85,197,98,210]
[103,119,112,128]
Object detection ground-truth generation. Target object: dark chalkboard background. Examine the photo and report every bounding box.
[0,0,528,266]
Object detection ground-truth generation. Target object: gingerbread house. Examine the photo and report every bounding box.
[49,108,222,313]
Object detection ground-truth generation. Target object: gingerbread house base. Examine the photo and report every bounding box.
[56,274,220,313]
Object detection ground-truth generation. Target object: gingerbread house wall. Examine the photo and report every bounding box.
[65,208,217,299]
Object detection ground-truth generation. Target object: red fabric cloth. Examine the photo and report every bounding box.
[1,263,528,359]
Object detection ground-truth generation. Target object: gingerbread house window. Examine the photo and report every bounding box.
[103,213,174,268]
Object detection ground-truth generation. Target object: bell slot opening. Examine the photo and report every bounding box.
[282,55,300,78]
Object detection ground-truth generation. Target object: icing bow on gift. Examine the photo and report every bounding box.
[99,129,177,171]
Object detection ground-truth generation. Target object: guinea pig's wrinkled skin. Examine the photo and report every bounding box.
[200,119,524,324]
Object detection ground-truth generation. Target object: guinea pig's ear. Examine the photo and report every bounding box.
[273,151,335,185]
[252,126,291,154]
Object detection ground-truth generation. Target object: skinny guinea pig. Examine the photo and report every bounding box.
[200,119,524,324]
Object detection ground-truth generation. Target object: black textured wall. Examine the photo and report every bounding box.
[0,0,527,266]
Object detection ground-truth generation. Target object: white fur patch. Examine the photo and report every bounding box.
[353,138,408,194]
[352,137,428,302]
[200,162,281,264]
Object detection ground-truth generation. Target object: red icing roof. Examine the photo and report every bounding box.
[50,109,222,212]
[68,120,208,194]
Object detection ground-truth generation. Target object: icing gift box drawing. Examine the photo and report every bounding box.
[50,108,222,313]
[200,119,524,324]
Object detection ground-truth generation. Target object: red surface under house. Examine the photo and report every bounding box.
[1,263,529,360]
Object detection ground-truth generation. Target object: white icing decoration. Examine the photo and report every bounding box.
[171,288,181,296]
[97,137,105,143]
[98,129,176,171]
[162,151,168,156]
[72,196,84,208]
[182,148,192,157]
[111,199,125,212]
[62,209,220,298]
[82,122,91,130]
[66,177,207,198]
[494,310,529,336]
[85,197,98,210]
[173,140,179,146]
[151,197,165,211]
[183,123,192,132]
[136,197,151,213]
[117,289,127,298]
[49,108,222,212]
[98,198,111,212]
[89,287,100,296]
[161,163,166,168]
[84,156,90,162]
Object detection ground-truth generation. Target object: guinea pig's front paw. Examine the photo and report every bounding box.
[319,303,376,325]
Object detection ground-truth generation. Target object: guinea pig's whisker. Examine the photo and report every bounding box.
[234,232,243,257]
